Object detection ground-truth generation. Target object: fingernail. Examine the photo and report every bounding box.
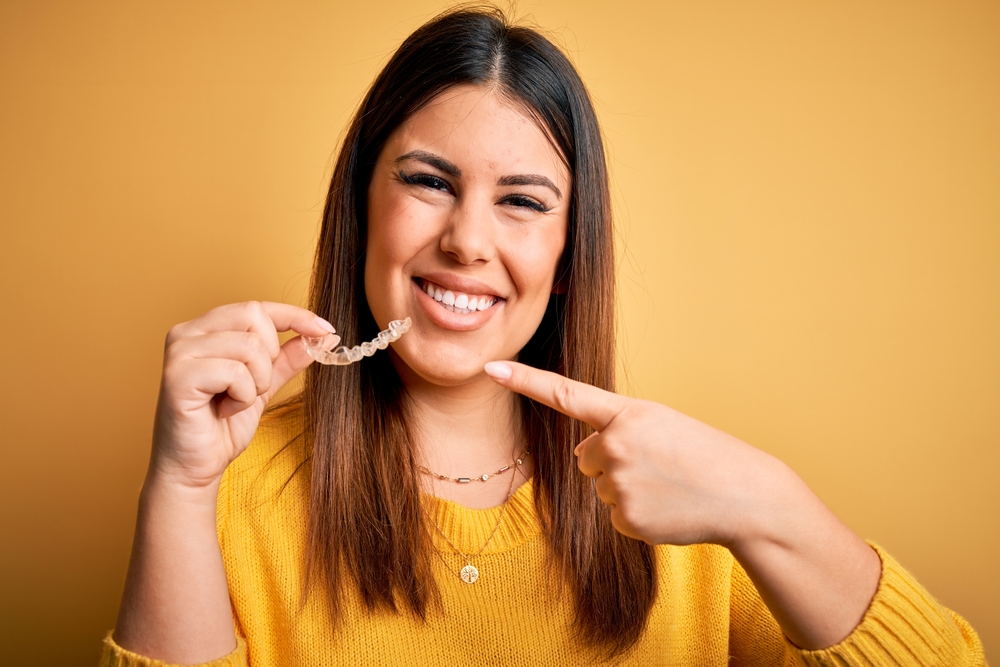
[574,444,583,457]
[314,317,337,334]
[484,361,512,380]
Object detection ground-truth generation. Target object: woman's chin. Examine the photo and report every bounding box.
[388,347,499,390]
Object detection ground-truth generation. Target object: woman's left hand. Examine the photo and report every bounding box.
[484,360,882,650]
[484,360,783,549]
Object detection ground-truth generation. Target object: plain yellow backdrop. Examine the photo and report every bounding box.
[0,1,996,664]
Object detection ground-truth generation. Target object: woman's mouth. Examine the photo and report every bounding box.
[417,279,502,315]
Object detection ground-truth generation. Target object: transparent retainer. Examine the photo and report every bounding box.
[301,317,411,366]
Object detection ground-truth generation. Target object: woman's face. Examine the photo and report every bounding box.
[365,85,571,387]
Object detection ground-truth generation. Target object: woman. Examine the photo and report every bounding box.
[102,7,985,666]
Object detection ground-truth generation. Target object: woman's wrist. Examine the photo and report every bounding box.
[725,459,881,649]
[725,455,818,554]
[141,463,223,513]
[145,433,231,492]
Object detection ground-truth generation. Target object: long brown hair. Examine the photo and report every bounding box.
[302,6,656,657]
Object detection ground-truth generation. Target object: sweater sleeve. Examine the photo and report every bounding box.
[97,633,248,667]
[792,543,986,667]
[731,541,987,666]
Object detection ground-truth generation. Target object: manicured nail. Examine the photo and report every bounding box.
[314,317,337,334]
[484,361,512,379]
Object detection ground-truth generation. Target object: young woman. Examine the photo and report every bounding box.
[102,8,985,666]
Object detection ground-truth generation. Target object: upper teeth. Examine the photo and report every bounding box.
[422,280,498,314]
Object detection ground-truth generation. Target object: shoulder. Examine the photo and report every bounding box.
[228,400,308,481]
[652,543,735,607]
[217,399,310,530]
[654,542,734,578]
[651,544,736,618]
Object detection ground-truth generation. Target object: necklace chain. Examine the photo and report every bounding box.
[418,448,529,484]
[419,453,523,584]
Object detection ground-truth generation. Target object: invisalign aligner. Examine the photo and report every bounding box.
[301,317,411,366]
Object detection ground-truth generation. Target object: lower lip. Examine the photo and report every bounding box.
[411,279,502,332]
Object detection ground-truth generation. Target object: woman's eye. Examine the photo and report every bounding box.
[399,171,451,192]
[501,194,549,213]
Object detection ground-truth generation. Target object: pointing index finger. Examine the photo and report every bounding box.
[484,361,625,431]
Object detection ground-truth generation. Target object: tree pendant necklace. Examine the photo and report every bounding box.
[459,563,480,584]
[421,453,521,584]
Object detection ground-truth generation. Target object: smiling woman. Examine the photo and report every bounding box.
[366,86,570,373]
[99,6,986,667]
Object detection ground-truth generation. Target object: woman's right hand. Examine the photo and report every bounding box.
[149,301,338,489]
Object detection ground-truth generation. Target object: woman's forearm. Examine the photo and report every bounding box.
[113,473,236,664]
[486,362,885,650]
[110,302,330,661]
[728,459,882,650]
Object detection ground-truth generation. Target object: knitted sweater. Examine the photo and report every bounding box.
[100,411,986,667]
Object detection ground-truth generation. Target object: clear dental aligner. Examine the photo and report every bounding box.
[302,317,411,366]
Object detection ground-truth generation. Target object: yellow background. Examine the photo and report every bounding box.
[1,1,996,664]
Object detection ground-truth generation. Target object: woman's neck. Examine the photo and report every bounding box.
[403,372,533,509]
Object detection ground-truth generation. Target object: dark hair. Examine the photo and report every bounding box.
[302,5,656,657]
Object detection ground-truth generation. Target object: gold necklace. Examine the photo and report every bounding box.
[420,454,522,584]
[418,448,529,484]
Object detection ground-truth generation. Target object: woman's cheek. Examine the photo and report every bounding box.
[510,234,564,295]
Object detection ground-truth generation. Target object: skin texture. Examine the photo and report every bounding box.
[112,85,879,661]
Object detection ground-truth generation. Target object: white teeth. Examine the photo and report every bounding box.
[420,280,499,314]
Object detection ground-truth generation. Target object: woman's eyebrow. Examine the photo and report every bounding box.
[497,174,562,200]
[394,150,460,177]
[394,150,562,200]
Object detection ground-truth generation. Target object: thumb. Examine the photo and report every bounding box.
[262,334,337,404]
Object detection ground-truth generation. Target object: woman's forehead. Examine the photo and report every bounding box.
[383,85,571,185]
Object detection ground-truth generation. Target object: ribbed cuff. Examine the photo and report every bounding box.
[792,543,985,667]
[99,632,248,667]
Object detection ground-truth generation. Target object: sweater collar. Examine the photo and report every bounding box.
[420,478,540,555]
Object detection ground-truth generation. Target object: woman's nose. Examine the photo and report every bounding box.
[438,196,495,265]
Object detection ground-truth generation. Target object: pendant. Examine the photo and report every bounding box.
[460,564,479,584]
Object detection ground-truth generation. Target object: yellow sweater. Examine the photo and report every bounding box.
[100,411,986,667]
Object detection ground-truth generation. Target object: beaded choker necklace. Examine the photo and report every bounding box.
[417,448,529,484]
